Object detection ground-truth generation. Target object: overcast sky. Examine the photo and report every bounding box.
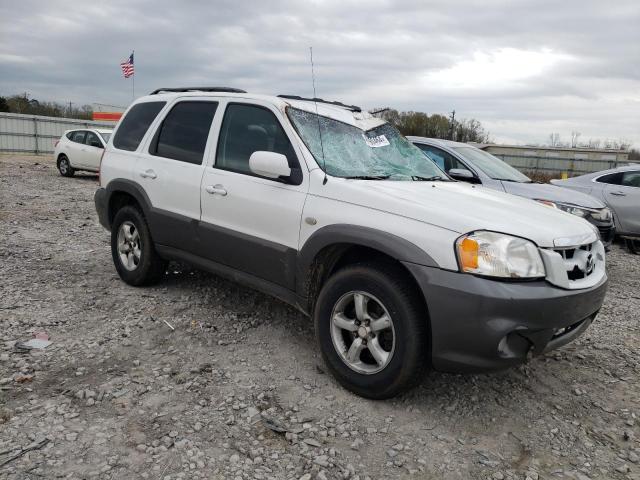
[1,0,638,147]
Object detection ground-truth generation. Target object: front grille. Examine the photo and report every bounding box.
[597,226,614,242]
[553,242,598,282]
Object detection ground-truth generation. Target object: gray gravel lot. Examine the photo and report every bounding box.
[1,154,639,480]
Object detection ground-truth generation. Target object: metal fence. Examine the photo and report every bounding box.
[493,153,638,176]
[0,112,114,155]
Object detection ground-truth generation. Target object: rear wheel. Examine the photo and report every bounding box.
[57,155,74,177]
[111,206,167,286]
[314,262,429,399]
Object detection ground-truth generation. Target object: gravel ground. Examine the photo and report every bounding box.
[1,153,639,480]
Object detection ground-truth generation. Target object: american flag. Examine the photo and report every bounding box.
[120,52,134,78]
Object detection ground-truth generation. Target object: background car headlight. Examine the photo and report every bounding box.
[536,199,589,218]
[591,207,612,221]
[455,231,546,278]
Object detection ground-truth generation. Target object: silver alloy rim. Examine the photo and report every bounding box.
[330,291,395,375]
[59,159,68,174]
[117,221,142,271]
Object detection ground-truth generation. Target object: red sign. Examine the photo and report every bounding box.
[93,112,123,121]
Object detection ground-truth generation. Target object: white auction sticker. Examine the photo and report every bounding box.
[363,134,390,148]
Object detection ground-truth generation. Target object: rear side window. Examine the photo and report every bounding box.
[595,172,623,185]
[622,171,640,188]
[416,144,467,172]
[113,101,166,151]
[68,131,86,144]
[150,101,218,164]
[216,103,297,175]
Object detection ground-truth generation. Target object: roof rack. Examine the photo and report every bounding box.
[149,87,247,95]
[277,95,361,112]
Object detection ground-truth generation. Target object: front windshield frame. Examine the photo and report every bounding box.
[452,146,531,183]
[286,106,448,181]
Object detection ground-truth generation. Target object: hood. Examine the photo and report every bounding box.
[310,172,597,248]
[501,181,605,209]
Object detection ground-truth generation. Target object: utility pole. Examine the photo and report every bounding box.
[448,110,456,140]
[68,101,74,117]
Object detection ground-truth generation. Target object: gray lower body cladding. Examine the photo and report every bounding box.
[403,262,608,373]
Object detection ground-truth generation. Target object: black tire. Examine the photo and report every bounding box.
[111,205,167,286]
[57,155,75,177]
[314,262,429,399]
[626,238,640,255]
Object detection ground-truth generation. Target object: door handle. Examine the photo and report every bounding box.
[205,184,227,196]
[610,191,626,196]
[139,169,157,179]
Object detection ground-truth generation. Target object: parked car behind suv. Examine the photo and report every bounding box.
[551,166,640,253]
[95,87,608,398]
[409,137,615,247]
[54,128,112,177]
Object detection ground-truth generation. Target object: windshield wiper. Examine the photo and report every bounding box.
[412,175,449,182]
[342,175,390,180]
[492,178,532,183]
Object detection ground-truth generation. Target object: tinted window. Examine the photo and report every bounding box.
[622,171,640,188]
[113,101,166,151]
[85,132,103,148]
[150,101,218,164]
[452,146,532,182]
[69,131,86,144]
[596,172,623,185]
[417,144,468,172]
[216,104,297,175]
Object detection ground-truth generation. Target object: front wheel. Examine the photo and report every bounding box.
[111,206,167,286]
[314,262,429,399]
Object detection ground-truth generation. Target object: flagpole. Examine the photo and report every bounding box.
[132,50,135,102]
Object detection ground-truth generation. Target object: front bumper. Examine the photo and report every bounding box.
[94,188,110,231]
[403,263,608,373]
[587,217,615,247]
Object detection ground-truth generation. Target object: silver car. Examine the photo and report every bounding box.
[551,166,640,252]
[409,137,616,247]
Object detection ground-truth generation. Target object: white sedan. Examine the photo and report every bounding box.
[54,128,113,177]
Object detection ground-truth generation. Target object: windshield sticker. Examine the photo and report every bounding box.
[363,134,390,148]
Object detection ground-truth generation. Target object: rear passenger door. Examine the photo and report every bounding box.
[135,99,219,249]
[66,130,86,167]
[82,131,104,170]
[199,100,307,290]
[604,170,640,234]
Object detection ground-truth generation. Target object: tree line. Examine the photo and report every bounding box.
[371,108,491,143]
[0,93,93,120]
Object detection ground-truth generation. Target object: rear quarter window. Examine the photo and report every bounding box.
[113,102,166,151]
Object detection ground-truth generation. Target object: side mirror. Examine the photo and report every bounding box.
[90,141,103,148]
[249,151,291,179]
[448,168,475,182]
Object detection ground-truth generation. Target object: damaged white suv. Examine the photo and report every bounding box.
[95,87,607,399]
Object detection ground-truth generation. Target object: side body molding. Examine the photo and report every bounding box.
[296,224,438,307]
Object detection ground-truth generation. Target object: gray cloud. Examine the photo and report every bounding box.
[0,0,638,146]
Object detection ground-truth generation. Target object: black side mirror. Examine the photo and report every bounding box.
[90,141,103,148]
[448,168,476,183]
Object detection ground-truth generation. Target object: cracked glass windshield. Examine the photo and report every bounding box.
[287,108,448,180]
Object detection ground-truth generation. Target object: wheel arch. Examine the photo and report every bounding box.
[297,225,436,316]
[105,179,153,228]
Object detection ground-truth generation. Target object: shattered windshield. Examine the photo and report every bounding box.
[287,107,448,180]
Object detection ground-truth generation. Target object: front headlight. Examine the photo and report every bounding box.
[536,199,604,219]
[455,231,545,279]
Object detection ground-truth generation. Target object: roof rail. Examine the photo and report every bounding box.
[277,95,361,112]
[149,87,247,95]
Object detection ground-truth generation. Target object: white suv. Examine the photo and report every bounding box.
[95,87,608,398]
[54,128,112,176]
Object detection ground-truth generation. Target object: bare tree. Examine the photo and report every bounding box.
[571,131,581,148]
[548,133,561,147]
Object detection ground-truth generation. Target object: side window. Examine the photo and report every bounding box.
[85,132,103,148]
[69,131,86,144]
[113,101,166,151]
[622,171,640,188]
[150,101,218,165]
[216,103,297,175]
[595,172,623,185]
[416,144,467,172]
